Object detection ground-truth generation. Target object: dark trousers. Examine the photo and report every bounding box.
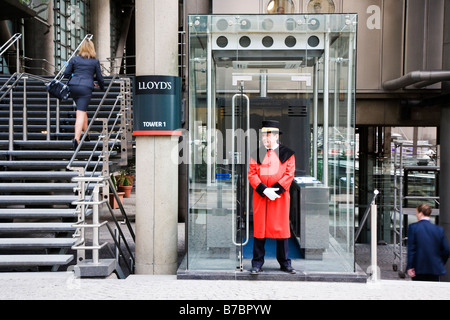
[412,274,440,282]
[252,238,291,268]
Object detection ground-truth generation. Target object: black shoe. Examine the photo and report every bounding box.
[250,267,262,275]
[72,139,79,151]
[280,266,296,274]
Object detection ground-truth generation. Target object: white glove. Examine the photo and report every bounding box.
[263,188,280,201]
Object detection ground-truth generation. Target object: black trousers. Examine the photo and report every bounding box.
[252,238,291,268]
[412,274,440,282]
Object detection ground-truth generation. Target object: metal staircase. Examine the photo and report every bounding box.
[0,73,131,272]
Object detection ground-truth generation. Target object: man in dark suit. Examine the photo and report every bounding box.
[407,204,450,281]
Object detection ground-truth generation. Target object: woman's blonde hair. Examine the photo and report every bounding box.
[78,39,96,59]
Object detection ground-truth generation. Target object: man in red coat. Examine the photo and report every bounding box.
[248,120,296,274]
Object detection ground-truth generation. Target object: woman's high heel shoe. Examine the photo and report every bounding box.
[72,139,79,151]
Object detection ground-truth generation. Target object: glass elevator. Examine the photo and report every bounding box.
[184,14,357,276]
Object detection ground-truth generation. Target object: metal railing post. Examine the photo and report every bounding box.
[46,92,51,140]
[16,37,20,73]
[23,76,28,141]
[370,198,379,281]
[56,99,60,134]
[8,86,14,157]
[75,175,86,263]
[92,184,100,264]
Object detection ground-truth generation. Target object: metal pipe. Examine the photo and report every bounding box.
[323,31,330,187]
[383,70,450,90]
[370,201,379,281]
[259,69,267,97]
[347,32,355,250]
[313,60,319,179]
[92,185,100,264]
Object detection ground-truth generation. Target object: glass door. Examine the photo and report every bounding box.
[187,16,250,270]
[187,14,357,274]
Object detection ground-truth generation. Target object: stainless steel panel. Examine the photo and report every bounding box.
[212,0,260,14]
[405,0,444,74]
[343,0,383,91]
[381,0,405,86]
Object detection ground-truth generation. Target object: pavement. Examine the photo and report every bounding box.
[1,193,450,301]
[0,272,449,301]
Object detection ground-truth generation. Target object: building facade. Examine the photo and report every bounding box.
[1,0,450,280]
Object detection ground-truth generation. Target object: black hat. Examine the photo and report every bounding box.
[261,120,281,134]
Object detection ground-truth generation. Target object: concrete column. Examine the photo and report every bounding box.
[134,0,179,275]
[440,0,450,282]
[440,106,450,282]
[90,0,111,74]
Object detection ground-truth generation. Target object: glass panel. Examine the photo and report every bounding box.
[187,14,357,273]
[324,31,356,271]
[188,16,241,270]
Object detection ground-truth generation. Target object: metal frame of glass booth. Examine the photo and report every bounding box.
[181,14,358,279]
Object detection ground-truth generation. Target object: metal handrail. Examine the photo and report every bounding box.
[22,56,56,75]
[0,72,51,149]
[67,74,119,168]
[0,72,48,101]
[54,34,93,80]
[354,190,379,242]
[67,75,135,274]
[0,34,22,74]
[0,65,135,275]
[0,33,21,56]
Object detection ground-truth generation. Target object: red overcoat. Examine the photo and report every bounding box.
[248,145,295,239]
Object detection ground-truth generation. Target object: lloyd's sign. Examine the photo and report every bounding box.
[133,75,182,135]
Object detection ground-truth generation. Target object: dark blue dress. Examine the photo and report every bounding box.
[64,56,105,111]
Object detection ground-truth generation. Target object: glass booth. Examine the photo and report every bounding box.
[184,14,357,276]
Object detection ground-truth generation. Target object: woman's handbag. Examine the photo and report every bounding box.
[46,78,70,101]
[45,34,93,101]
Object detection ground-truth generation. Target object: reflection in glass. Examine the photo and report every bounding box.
[267,0,295,14]
[307,0,336,13]
[187,14,357,274]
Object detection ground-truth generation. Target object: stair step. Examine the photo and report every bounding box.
[0,223,75,232]
[0,183,77,192]
[10,140,109,150]
[0,195,78,205]
[0,254,74,266]
[0,208,84,219]
[0,238,76,249]
[0,133,102,140]
[0,160,111,169]
[0,171,99,181]
[0,150,105,159]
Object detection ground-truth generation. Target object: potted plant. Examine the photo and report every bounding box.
[118,174,133,198]
[116,170,134,198]
[109,174,125,209]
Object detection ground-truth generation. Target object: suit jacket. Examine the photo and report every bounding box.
[64,56,104,90]
[407,219,450,276]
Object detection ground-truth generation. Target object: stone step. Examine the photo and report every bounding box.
[0,254,74,267]
[0,195,78,205]
[0,223,75,232]
[0,238,76,249]
[0,208,90,219]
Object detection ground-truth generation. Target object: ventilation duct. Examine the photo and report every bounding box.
[383,71,450,90]
[212,33,324,51]
[232,61,303,69]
